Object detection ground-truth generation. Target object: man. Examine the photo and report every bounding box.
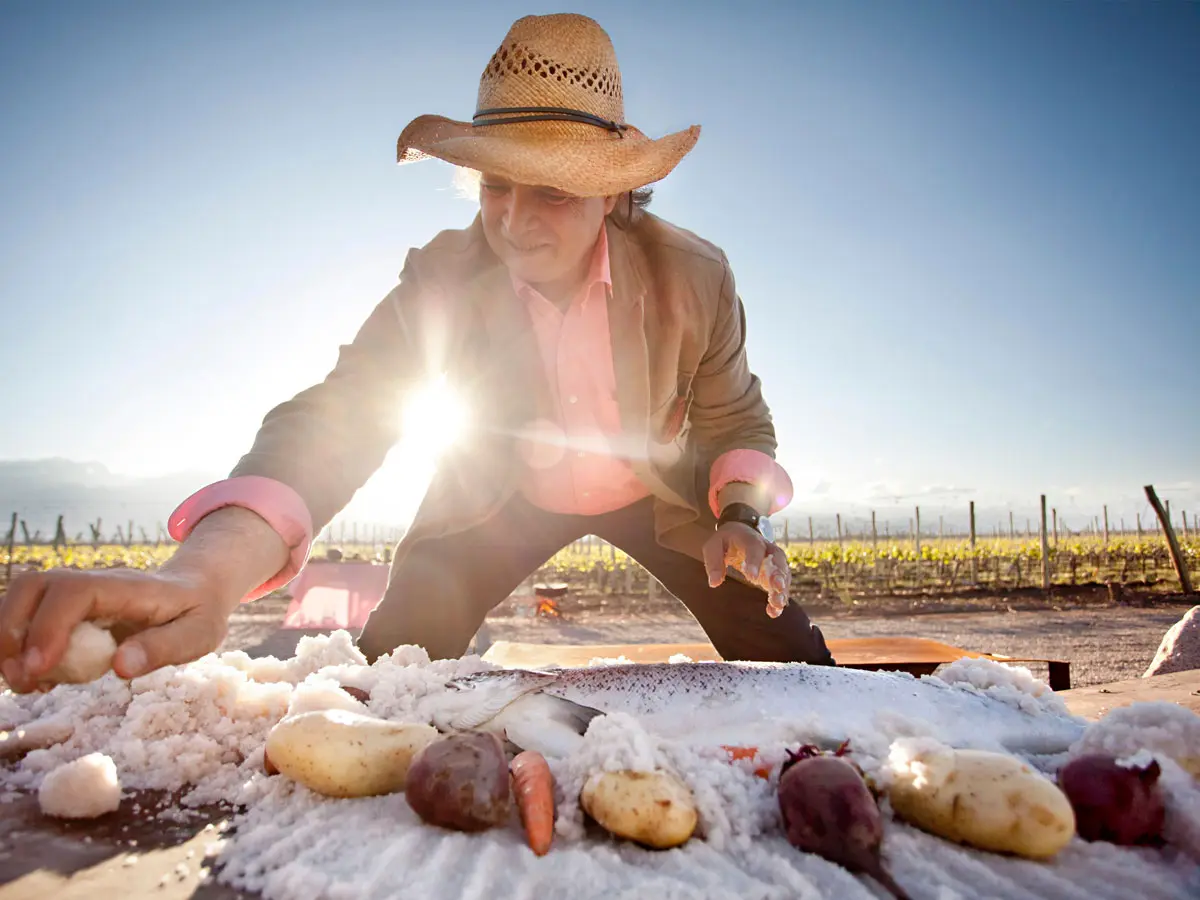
[0,14,834,692]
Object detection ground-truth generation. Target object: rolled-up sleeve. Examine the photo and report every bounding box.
[167,475,313,600]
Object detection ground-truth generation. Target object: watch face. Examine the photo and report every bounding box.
[757,517,774,544]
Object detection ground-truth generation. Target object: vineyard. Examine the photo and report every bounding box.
[3,533,1197,601]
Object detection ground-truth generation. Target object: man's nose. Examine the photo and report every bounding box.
[504,188,534,233]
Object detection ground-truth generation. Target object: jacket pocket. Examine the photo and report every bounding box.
[654,371,695,444]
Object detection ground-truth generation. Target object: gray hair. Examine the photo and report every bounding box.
[452,166,651,227]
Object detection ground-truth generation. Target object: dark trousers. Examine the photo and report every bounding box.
[357,496,835,666]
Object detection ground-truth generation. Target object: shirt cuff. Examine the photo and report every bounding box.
[167,475,314,602]
[708,450,794,518]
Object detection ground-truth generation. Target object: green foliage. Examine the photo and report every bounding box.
[2,534,1195,594]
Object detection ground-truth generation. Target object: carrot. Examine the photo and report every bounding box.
[722,745,772,780]
[510,750,555,856]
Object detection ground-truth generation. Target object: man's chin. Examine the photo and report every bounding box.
[507,260,560,286]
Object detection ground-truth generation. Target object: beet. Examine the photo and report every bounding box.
[778,749,910,900]
[1058,753,1166,845]
[341,685,371,704]
[404,732,511,832]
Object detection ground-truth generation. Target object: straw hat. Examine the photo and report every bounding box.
[395,14,701,198]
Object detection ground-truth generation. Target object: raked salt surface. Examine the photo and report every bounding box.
[2,632,1198,900]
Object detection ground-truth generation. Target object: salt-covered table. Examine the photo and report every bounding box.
[2,672,1197,900]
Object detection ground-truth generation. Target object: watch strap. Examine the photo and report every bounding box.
[717,501,762,530]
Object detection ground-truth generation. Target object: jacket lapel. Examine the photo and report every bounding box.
[605,220,652,464]
[468,261,549,427]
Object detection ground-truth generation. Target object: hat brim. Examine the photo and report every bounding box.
[396,114,700,198]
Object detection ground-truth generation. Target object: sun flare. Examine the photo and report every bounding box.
[401,375,469,461]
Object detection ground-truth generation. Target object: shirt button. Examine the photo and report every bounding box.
[568,395,578,404]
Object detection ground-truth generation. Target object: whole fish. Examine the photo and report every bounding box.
[421,662,1086,759]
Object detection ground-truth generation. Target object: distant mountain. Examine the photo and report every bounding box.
[0,459,220,542]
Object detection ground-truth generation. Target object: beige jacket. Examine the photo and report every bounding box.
[229,211,778,564]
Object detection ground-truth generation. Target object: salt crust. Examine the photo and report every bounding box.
[2,632,1198,899]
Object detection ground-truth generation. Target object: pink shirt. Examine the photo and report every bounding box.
[512,226,650,515]
[169,232,793,599]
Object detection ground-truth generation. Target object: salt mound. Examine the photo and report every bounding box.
[931,656,1073,717]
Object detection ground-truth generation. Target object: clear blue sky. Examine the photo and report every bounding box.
[1,0,1197,527]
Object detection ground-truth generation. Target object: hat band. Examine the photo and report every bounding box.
[472,106,627,136]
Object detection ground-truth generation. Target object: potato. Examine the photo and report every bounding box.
[264,709,438,798]
[405,732,512,832]
[580,769,698,850]
[888,742,1075,859]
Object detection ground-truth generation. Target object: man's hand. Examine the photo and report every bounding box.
[702,522,791,617]
[0,566,241,693]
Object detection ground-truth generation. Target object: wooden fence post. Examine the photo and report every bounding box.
[808,516,814,546]
[914,506,921,555]
[4,512,15,586]
[1040,495,1050,591]
[1052,508,1058,546]
[1137,513,1143,539]
[1103,505,1110,544]
[871,510,878,555]
[1144,485,1193,594]
[836,513,843,551]
[1182,511,1188,539]
[969,501,977,585]
[1009,511,1014,540]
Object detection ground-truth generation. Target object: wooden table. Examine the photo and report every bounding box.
[1059,670,1200,720]
[0,792,244,899]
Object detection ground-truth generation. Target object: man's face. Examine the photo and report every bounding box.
[478,173,617,290]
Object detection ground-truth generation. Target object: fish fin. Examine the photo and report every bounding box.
[444,690,526,731]
[493,693,604,758]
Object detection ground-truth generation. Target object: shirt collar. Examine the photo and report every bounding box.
[510,224,612,303]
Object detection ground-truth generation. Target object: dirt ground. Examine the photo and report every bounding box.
[224,584,1195,689]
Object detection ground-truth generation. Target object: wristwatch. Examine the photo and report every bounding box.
[717,501,774,543]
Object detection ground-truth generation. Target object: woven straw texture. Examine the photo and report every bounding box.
[396,14,700,197]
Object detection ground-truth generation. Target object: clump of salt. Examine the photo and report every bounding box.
[44,621,118,685]
[1069,701,1200,779]
[38,752,121,819]
[930,657,1072,717]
